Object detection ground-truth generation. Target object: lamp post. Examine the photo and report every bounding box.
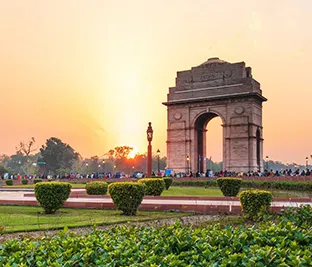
[186,155,190,174]
[265,156,269,171]
[156,149,160,175]
[306,157,308,169]
[146,122,153,177]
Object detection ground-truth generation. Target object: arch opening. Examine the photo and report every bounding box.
[194,112,223,173]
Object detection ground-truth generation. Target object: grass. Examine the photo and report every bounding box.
[162,186,223,196]
[0,206,188,233]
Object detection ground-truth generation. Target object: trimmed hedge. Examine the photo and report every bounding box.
[33,179,43,184]
[21,179,28,185]
[239,189,272,218]
[5,180,13,186]
[163,178,173,190]
[35,182,72,214]
[138,178,165,196]
[108,182,145,215]
[86,181,108,195]
[217,178,242,196]
[172,179,312,192]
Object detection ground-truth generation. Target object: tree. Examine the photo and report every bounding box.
[113,146,133,159]
[40,137,79,174]
[0,165,8,176]
[16,137,36,157]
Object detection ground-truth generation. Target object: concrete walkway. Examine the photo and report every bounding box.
[0,190,310,214]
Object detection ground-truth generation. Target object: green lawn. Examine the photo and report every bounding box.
[162,186,223,196]
[0,206,188,233]
[162,186,302,198]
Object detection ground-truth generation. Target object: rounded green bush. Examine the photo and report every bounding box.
[163,178,173,190]
[138,178,165,196]
[21,179,28,185]
[108,182,145,215]
[239,189,272,219]
[5,180,13,186]
[216,178,242,196]
[35,182,72,214]
[34,179,43,184]
[86,181,108,195]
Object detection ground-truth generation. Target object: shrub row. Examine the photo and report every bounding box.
[1,218,311,266]
[86,181,108,195]
[138,178,165,196]
[172,179,312,191]
[5,180,13,186]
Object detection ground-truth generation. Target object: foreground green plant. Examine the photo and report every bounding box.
[35,182,72,214]
[0,219,311,266]
[280,204,312,228]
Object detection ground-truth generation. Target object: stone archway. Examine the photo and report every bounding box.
[194,112,223,172]
[163,57,267,173]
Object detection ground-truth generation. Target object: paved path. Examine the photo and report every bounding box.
[0,191,310,214]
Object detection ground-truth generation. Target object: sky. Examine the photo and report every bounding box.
[1,0,312,164]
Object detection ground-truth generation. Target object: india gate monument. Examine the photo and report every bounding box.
[163,57,267,173]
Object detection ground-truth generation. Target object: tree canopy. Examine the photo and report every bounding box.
[40,137,79,174]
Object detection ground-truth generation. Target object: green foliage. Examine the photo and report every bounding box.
[241,180,312,191]
[35,182,72,214]
[108,182,145,215]
[172,179,312,192]
[0,220,311,266]
[280,205,312,228]
[239,189,272,219]
[5,180,13,186]
[33,179,42,184]
[21,179,28,185]
[40,137,79,174]
[86,181,108,195]
[217,178,242,196]
[163,177,173,190]
[138,178,165,196]
[0,165,8,176]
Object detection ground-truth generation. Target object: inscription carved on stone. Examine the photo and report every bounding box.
[163,57,267,173]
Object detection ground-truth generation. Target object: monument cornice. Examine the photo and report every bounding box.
[162,92,267,106]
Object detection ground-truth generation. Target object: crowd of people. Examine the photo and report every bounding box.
[1,168,311,180]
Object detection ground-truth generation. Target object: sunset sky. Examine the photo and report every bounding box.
[1,0,312,164]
